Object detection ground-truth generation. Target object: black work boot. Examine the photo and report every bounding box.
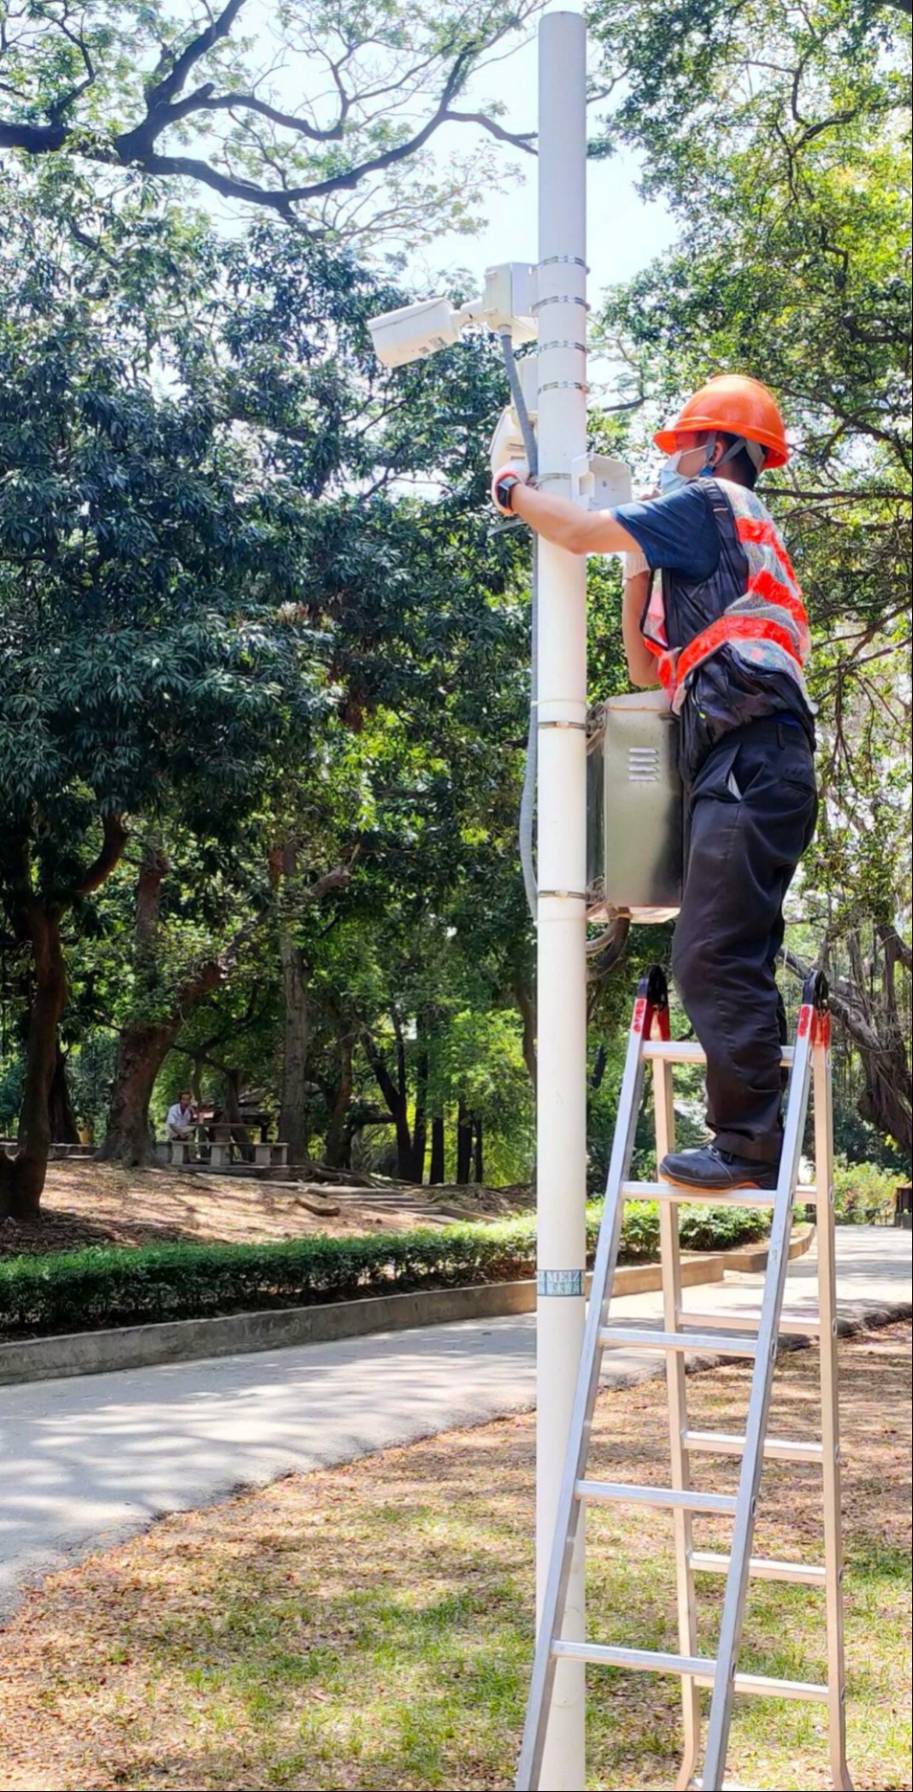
[658,1144,779,1192]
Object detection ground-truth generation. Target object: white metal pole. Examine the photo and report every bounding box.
[535,12,588,1788]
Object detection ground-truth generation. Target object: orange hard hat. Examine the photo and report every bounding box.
[654,374,790,468]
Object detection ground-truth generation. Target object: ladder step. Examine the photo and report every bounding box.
[689,1549,827,1587]
[600,1326,758,1357]
[683,1429,824,1465]
[620,1180,818,1207]
[553,1639,716,1677]
[643,1040,795,1069]
[576,1479,737,1516]
[678,1307,822,1338]
[552,1642,828,1703]
[712,1671,829,1703]
[621,1179,777,1210]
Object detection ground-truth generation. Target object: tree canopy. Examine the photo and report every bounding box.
[0,0,539,241]
[0,0,909,1217]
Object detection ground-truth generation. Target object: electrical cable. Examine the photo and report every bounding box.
[499,331,539,922]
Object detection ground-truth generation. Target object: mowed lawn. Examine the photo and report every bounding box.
[1,1325,909,1792]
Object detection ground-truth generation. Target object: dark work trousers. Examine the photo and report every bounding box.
[671,716,818,1165]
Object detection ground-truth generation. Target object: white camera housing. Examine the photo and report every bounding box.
[481,263,538,343]
[368,296,462,368]
[570,452,633,510]
[489,406,529,478]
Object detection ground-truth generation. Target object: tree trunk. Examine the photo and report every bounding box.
[101,847,244,1165]
[278,939,309,1162]
[456,1100,473,1184]
[513,978,537,1089]
[48,1041,80,1144]
[224,1069,242,1123]
[411,1045,429,1183]
[429,1113,445,1184]
[100,846,172,1167]
[324,1035,354,1168]
[473,1113,484,1185]
[99,1019,177,1165]
[0,906,67,1219]
[363,1028,413,1179]
[223,1067,253,1161]
[784,943,912,1158]
[0,815,126,1215]
[274,844,311,1165]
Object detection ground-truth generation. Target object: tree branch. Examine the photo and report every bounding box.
[0,118,67,153]
[45,11,97,123]
[881,924,913,974]
[361,1028,403,1122]
[6,29,488,217]
[143,0,249,114]
[442,108,536,152]
[766,487,912,502]
[193,89,345,142]
[73,814,127,898]
[304,856,358,903]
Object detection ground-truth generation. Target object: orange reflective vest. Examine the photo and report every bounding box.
[641,482,812,716]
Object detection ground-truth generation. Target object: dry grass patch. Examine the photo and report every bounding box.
[0,1324,909,1792]
[0,1160,471,1260]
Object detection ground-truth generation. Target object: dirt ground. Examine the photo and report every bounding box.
[0,1160,506,1259]
[0,1323,908,1792]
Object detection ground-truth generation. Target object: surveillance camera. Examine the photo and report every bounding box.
[368,296,463,369]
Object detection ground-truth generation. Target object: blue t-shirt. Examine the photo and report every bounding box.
[612,482,721,580]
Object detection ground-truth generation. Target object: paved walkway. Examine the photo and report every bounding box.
[0,1226,908,1619]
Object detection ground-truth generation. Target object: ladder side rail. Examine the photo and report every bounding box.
[813,1022,854,1789]
[700,998,817,1788]
[655,1054,702,1791]
[515,992,655,1791]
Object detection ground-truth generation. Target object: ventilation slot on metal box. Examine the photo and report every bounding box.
[628,747,661,783]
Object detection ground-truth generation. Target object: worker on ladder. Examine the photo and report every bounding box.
[493,374,817,1194]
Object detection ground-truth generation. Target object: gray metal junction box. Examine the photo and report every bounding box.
[587,691,684,922]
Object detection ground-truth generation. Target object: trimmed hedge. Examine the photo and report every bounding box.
[0,1202,771,1341]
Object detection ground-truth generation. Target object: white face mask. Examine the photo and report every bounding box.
[660,431,764,494]
[659,437,720,494]
[658,450,691,495]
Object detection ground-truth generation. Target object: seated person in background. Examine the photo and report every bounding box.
[166,1091,196,1141]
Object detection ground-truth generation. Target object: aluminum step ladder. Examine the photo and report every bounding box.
[517,965,853,1792]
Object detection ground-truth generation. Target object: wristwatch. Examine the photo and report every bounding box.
[495,471,522,511]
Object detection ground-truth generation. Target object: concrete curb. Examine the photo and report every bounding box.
[0,1227,814,1388]
[727,1224,815,1272]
